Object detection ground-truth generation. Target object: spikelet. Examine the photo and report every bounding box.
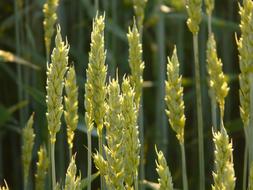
[212,127,236,190]
[64,155,81,190]
[35,145,49,190]
[127,22,144,107]
[155,147,174,190]
[0,181,9,190]
[121,77,140,187]
[249,162,253,190]
[22,113,35,186]
[85,14,107,135]
[205,0,214,16]
[165,47,185,144]
[133,0,147,31]
[43,0,59,58]
[93,151,108,177]
[46,25,69,143]
[238,0,253,127]
[185,0,202,35]
[64,65,79,151]
[206,34,229,117]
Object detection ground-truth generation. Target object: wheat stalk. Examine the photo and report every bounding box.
[185,0,204,189]
[35,145,49,190]
[46,25,69,188]
[64,65,79,157]
[165,46,188,190]
[85,13,107,190]
[22,113,35,189]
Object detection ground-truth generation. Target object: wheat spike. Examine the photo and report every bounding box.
[35,145,49,190]
[46,25,69,143]
[64,65,79,152]
[22,113,35,187]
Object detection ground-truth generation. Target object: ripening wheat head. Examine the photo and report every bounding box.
[85,13,107,135]
[35,145,49,190]
[121,77,140,187]
[94,78,126,189]
[206,34,229,116]
[43,0,59,58]
[205,0,214,15]
[238,0,253,127]
[22,113,35,185]
[212,127,235,190]
[165,46,185,144]
[185,0,202,35]
[155,147,174,190]
[46,25,69,143]
[64,65,79,150]
[64,155,81,190]
[127,22,144,107]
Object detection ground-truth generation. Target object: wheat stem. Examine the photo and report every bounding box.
[243,140,248,190]
[193,34,205,190]
[98,124,105,190]
[50,141,56,189]
[180,143,188,190]
[87,130,92,190]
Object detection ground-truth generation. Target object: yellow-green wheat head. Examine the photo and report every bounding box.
[165,47,185,144]
[104,78,125,188]
[206,34,229,117]
[121,77,140,187]
[64,65,79,150]
[212,128,236,190]
[46,25,69,143]
[22,113,35,185]
[238,0,253,127]
[185,0,202,35]
[43,0,59,58]
[35,145,49,190]
[0,181,9,190]
[205,0,214,16]
[133,0,147,30]
[155,147,174,190]
[64,155,81,190]
[85,13,107,135]
[127,22,144,107]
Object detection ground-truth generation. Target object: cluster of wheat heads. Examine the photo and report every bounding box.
[5,0,253,189]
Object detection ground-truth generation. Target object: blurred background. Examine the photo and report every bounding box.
[0,0,243,189]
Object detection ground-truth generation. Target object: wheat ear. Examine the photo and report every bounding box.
[64,65,79,157]
[22,113,35,190]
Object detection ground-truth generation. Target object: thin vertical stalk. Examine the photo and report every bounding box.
[134,174,139,190]
[193,34,205,190]
[243,137,248,190]
[87,131,92,190]
[249,73,253,164]
[50,141,56,189]
[98,133,105,190]
[95,0,99,13]
[14,0,24,126]
[155,1,167,157]
[139,99,145,190]
[180,143,188,190]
